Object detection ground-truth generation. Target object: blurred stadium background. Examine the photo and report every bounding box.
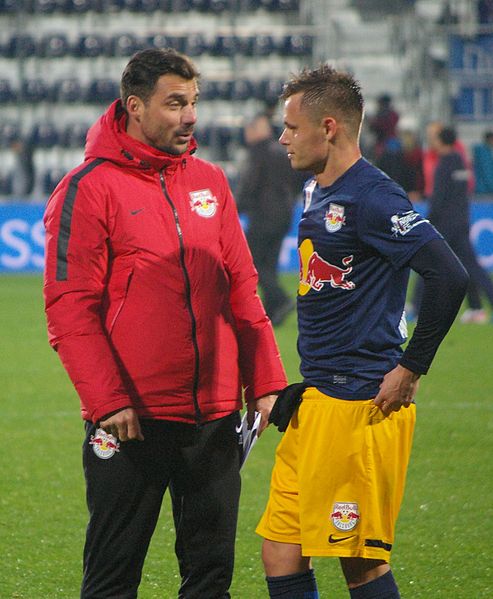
[0,0,492,275]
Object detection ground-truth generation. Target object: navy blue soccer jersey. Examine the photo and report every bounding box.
[297,158,442,400]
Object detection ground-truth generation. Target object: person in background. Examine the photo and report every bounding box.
[414,127,493,324]
[368,93,399,159]
[256,65,468,599]
[422,120,474,199]
[43,48,287,599]
[472,130,493,195]
[399,129,425,201]
[236,113,305,326]
[10,135,35,199]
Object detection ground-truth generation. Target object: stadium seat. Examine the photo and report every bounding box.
[211,35,238,57]
[214,80,234,101]
[147,33,184,53]
[0,172,13,195]
[193,124,211,147]
[0,79,16,103]
[251,35,275,56]
[4,34,36,58]
[85,78,119,103]
[42,167,67,195]
[0,0,25,14]
[231,79,255,101]
[29,123,60,148]
[32,0,58,13]
[74,34,109,57]
[111,33,141,57]
[184,33,208,57]
[21,79,51,102]
[39,33,70,58]
[208,0,229,11]
[257,78,284,104]
[280,34,312,56]
[0,122,21,147]
[54,78,83,103]
[61,122,89,148]
[65,0,94,12]
[278,0,298,9]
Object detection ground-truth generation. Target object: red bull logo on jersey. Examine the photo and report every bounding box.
[189,189,218,218]
[90,428,120,459]
[298,239,355,296]
[331,502,360,531]
[325,203,346,233]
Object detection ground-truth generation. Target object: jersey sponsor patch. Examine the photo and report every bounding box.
[390,210,428,237]
[325,203,346,233]
[89,428,120,459]
[330,502,360,531]
[189,189,218,218]
[298,239,355,296]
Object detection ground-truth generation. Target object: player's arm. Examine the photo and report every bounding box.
[374,238,468,415]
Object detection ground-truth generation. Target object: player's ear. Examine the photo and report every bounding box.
[323,117,337,141]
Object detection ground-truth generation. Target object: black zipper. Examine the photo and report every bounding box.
[160,171,202,425]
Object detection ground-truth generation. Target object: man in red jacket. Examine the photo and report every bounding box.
[43,48,287,599]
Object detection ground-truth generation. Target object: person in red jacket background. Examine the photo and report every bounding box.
[43,48,287,599]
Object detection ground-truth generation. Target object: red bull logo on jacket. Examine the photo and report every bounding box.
[189,189,218,218]
[331,502,360,531]
[298,239,355,296]
[90,428,120,459]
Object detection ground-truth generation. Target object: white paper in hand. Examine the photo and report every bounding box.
[238,411,261,469]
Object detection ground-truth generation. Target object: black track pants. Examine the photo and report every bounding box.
[80,413,241,599]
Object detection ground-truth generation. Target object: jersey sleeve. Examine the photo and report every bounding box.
[357,181,442,269]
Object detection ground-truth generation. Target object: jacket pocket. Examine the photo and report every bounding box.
[106,267,134,335]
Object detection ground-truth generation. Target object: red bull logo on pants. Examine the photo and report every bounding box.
[298,239,355,296]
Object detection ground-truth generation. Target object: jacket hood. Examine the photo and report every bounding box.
[85,99,197,172]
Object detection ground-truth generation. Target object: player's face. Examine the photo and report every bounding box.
[279,92,329,174]
[128,74,198,155]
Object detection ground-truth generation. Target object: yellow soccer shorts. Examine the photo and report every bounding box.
[256,387,416,561]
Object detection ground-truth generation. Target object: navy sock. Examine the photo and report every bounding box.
[349,570,400,599]
[266,568,319,598]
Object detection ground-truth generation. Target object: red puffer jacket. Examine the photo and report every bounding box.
[44,100,287,424]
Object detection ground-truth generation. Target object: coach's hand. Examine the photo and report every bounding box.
[373,364,420,416]
[100,407,144,442]
[248,394,278,437]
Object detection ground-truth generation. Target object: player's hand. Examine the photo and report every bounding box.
[248,394,278,437]
[99,407,144,442]
[373,364,420,416]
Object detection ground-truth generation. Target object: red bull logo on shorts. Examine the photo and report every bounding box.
[298,239,355,296]
[330,502,360,531]
[90,428,120,459]
[189,189,218,218]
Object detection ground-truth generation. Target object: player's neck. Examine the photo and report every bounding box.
[316,146,362,188]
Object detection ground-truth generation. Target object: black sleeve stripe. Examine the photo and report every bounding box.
[364,538,392,552]
[56,158,107,281]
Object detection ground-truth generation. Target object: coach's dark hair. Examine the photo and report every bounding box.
[120,48,200,106]
[281,64,364,138]
[438,127,456,146]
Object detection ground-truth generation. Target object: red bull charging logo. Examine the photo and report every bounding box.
[331,502,360,531]
[298,239,355,296]
[90,428,120,460]
[189,189,218,218]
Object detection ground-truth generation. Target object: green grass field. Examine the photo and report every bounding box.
[1,274,492,598]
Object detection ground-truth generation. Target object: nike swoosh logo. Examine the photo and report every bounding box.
[130,208,144,215]
[328,534,354,544]
[236,424,243,434]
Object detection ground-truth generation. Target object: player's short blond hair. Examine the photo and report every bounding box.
[281,65,364,139]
